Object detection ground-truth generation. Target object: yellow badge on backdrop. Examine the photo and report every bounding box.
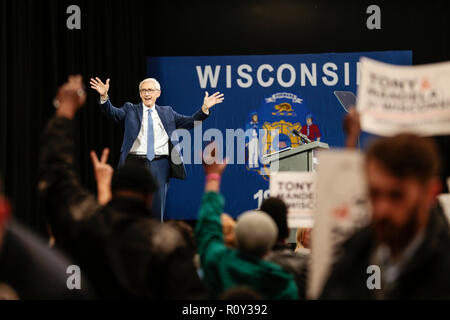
[246,92,311,180]
[261,120,303,155]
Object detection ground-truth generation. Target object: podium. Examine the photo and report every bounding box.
[262,141,330,173]
[263,141,330,244]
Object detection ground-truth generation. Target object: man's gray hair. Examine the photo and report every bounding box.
[139,78,161,91]
[235,210,278,258]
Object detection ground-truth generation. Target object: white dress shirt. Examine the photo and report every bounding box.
[100,99,169,156]
[130,104,169,156]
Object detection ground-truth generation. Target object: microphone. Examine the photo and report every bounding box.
[292,129,311,144]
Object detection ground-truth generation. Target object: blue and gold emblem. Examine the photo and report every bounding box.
[245,92,315,179]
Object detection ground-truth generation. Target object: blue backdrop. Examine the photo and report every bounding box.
[147,51,412,220]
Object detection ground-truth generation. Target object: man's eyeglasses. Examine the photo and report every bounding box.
[140,89,159,94]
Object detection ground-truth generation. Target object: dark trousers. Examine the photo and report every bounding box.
[126,154,170,222]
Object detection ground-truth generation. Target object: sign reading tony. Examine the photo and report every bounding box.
[357,57,450,136]
[270,172,316,228]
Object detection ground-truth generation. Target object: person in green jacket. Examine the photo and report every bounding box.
[195,147,299,300]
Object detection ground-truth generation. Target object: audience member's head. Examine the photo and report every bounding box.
[235,211,278,258]
[365,133,442,256]
[166,220,197,258]
[295,228,311,251]
[260,197,289,244]
[220,286,262,300]
[111,163,158,209]
[221,213,237,248]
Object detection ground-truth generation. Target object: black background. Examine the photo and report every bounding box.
[1,0,450,234]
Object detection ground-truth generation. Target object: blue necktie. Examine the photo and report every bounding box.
[147,109,155,161]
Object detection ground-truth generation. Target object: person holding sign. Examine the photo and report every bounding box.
[320,134,450,299]
[90,77,224,221]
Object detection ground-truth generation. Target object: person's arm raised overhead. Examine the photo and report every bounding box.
[39,75,99,240]
[90,77,127,122]
[201,91,224,116]
[174,91,224,129]
[90,77,110,102]
[194,144,229,269]
[343,107,361,149]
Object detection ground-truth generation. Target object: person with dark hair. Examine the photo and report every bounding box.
[166,221,197,260]
[260,198,289,241]
[195,146,298,299]
[261,197,310,299]
[39,75,206,299]
[320,132,450,299]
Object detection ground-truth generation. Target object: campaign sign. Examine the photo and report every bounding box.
[269,172,316,228]
[357,57,450,136]
[308,150,371,299]
[147,51,411,219]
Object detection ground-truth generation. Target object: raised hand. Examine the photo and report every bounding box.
[202,142,228,175]
[90,77,110,99]
[90,148,114,205]
[202,91,224,113]
[202,142,227,193]
[55,75,87,119]
[343,107,361,149]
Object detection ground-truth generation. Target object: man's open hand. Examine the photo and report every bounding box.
[202,91,224,113]
[90,77,110,100]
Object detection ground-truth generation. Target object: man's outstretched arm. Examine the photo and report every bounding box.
[90,77,126,122]
[174,91,224,129]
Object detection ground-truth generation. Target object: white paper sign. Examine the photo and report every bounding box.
[269,172,316,228]
[438,194,450,223]
[308,150,371,299]
[356,57,450,136]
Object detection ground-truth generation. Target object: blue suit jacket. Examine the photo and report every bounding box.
[99,99,209,179]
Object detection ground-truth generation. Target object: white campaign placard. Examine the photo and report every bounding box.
[269,171,316,228]
[438,194,450,223]
[356,57,450,136]
[308,150,371,299]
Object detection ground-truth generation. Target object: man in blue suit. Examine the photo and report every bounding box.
[90,77,224,221]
